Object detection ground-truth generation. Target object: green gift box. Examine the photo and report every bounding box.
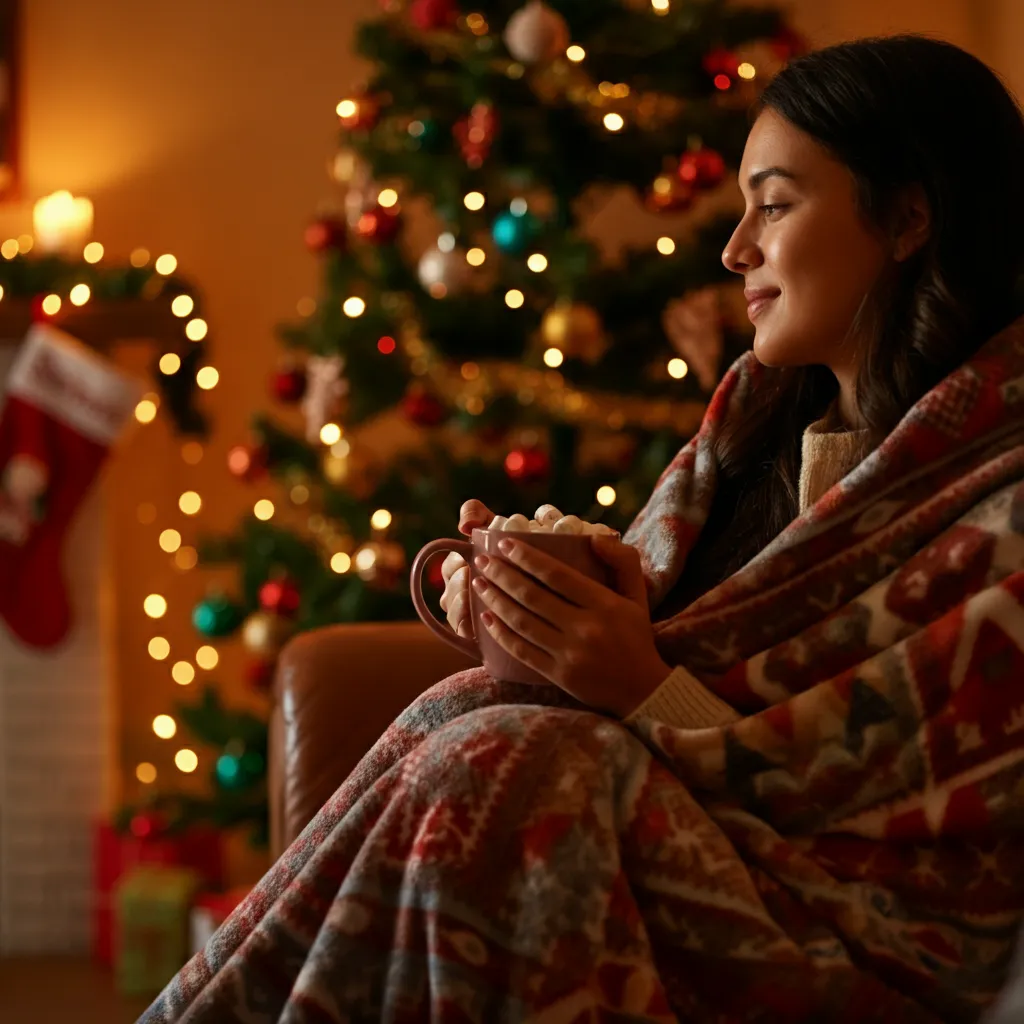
[114,864,200,997]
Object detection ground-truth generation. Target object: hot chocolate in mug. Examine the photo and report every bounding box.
[410,527,615,685]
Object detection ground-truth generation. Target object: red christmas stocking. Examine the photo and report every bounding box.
[0,323,143,648]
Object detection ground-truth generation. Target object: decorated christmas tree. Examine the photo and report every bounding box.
[174,0,803,844]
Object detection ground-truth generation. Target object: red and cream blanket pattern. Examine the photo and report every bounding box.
[141,317,1024,1023]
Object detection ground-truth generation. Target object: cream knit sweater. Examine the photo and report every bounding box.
[623,415,870,728]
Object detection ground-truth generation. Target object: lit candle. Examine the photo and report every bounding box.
[33,191,94,254]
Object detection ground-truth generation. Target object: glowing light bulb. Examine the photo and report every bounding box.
[148,637,170,661]
[466,247,486,266]
[179,491,202,515]
[603,113,625,132]
[566,45,586,62]
[355,547,377,571]
[738,62,756,80]
[667,358,689,379]
[505,289,525,309]
[336,98,357,119]
[196,366,219,390]
[42,294,62,315]
[463,191,485,211]
[656,237,676,255]
[331,552,352,574]
[196,645,219,670]
[651,0,670,11]
[135,398,158,424]
[543,347,564,368]
[378,188,399,208]
[254,499,275,521]
[136,762,157,784]
[0,238,17,259]
[320,422,342,446]
[172,661,195,685]
[371,509,392,530]
[69,283,90,305]
[185,318,208,341]
[159,353,181,375]
[144,594,168,619]
[343,296,366,317]
[83,242,104,263]
[171,294,194,317]
[596,486,617,506]
[174,749,198,773]
[377,335,396,354]
[159,529,181,553]
[527,253,548,272]
[152,715,177,739]
[130,248,150,267]
[155,254,177,275]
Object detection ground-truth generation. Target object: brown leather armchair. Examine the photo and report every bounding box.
[268,621,478,859]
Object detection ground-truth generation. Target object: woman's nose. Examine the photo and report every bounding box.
[722,222,761,274]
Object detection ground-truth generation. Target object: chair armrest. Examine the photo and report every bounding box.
[269,620,478,858]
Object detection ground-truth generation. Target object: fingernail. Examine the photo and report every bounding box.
[472,577,488,592]
[481,611,494,627]
[497,539,514,555]
[474,555,489,570]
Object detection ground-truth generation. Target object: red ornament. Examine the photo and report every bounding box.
[702,47,739,80]
[304,217,347,254]
[410,0,458,31]
[504,446,550,484]
[678,149,726,190]
[258,577,302,618]
[129,811,166,840]
[227,443,268,482]
[271,366,307,404]
[453,102,498,168]
[402,389,447,427]
[245,659,276,694]
[356,205,401,244]
[338,92,380,132]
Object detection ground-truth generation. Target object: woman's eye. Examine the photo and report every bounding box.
[759,203,787,218]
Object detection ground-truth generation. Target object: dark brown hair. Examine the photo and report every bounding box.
[670,35,1024,610]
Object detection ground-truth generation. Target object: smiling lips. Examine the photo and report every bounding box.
[745,287,780,321]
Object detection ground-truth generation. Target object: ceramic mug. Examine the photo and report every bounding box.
[410,527,615,685]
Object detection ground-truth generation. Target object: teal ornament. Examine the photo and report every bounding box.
[491,210,539,255]
[192,595,244,638]
[215,753,244,790]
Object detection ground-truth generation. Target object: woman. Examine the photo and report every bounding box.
[144,35,1024,1023]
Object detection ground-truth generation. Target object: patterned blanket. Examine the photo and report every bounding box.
[142,317,1024,1023]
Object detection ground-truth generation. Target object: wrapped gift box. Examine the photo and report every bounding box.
[114,865,200,998]
[92,821,224,966]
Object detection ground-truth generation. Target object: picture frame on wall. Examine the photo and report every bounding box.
[0,0,19,202]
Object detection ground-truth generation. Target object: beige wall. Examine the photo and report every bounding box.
[0,0,1015,880]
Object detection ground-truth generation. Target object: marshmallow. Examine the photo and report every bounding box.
[534,504,562,528]
[504,513,531,532]
[528,519,546,532]
[487,515,509,531]
[552,514,583,535]
[589,523,620,538]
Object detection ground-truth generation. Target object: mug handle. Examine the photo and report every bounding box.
[409,538,480,662]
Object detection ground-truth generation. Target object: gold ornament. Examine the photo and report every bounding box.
[540,301,608,364]
[241,611,292,658]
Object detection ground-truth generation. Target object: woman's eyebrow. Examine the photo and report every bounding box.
[747,166,798,190]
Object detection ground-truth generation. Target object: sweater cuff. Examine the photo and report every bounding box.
[623,665,741,729]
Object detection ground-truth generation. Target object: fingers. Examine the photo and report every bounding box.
[459,499,494,536]
[446,583,472,636]
[441,550,466,584]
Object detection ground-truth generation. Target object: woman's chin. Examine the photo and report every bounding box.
[752,327,806,367]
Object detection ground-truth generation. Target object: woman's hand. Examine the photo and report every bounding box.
[439,499,494,637]
[470,533,672,717]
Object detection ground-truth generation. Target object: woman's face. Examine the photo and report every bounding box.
[722,107,889,376]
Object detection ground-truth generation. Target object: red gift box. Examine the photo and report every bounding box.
[92,821,225,966]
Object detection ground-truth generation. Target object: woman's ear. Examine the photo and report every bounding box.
[892,183,931,262]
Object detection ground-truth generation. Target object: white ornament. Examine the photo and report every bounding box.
[417,245,469,296]
[503,1,570,64]
[302,354,348,443]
